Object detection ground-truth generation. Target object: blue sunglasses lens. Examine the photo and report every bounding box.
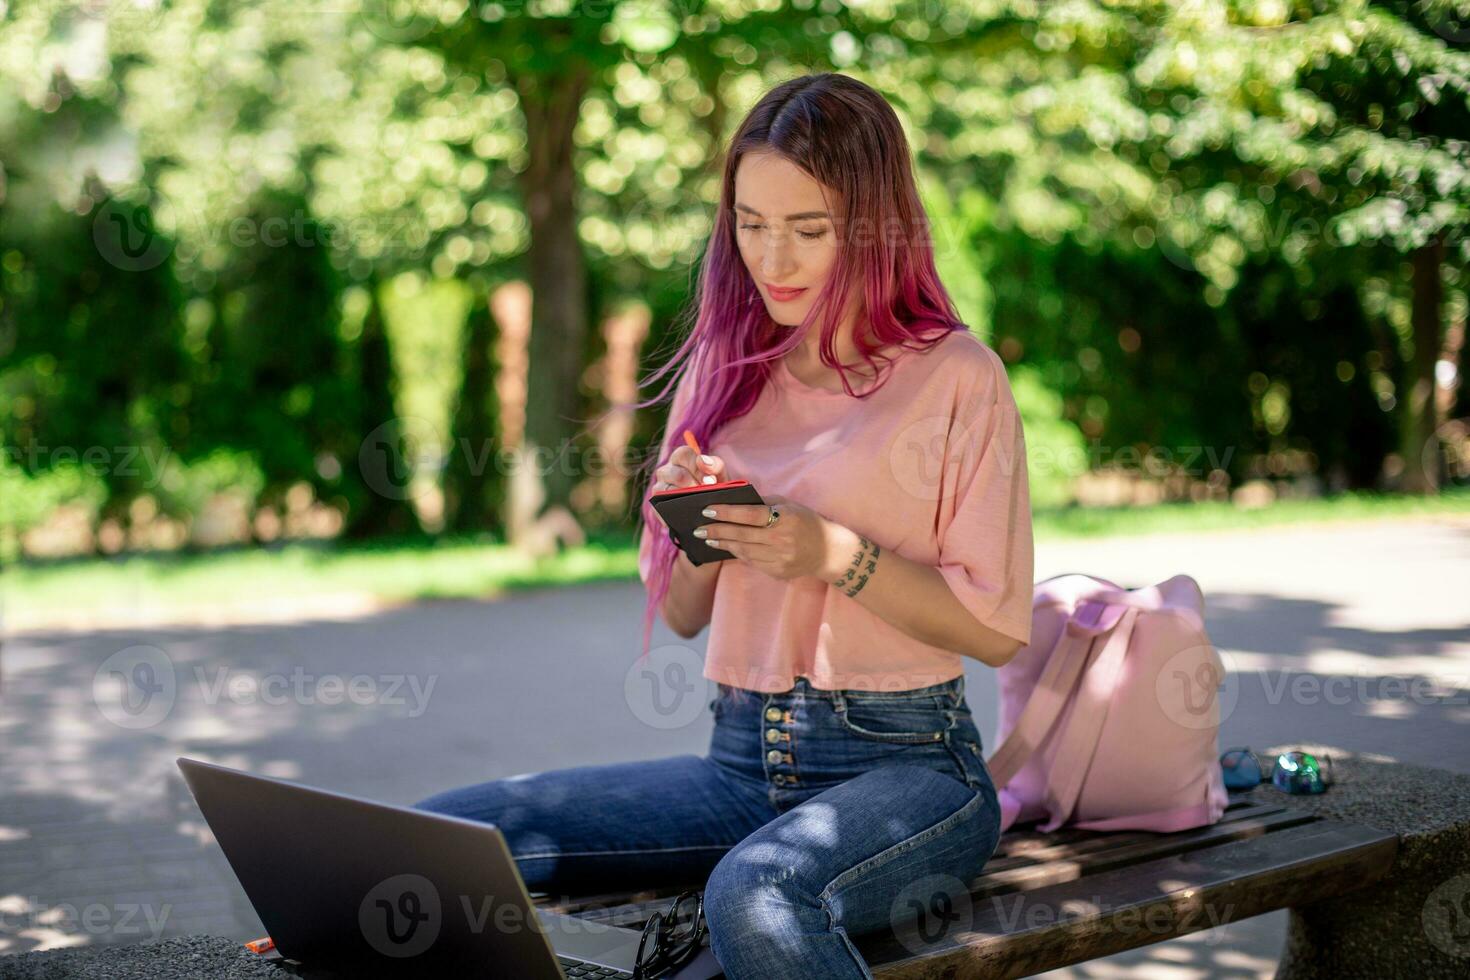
[1220,749,1262,790]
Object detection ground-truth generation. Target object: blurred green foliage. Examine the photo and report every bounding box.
[0,0,1465,561]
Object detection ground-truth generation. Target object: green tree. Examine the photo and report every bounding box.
[1120,0,1469,492]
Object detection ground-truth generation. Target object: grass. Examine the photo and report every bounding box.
[4,488,1467,631]
[1033,485,1470,537]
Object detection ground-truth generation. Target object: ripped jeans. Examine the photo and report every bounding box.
[412,674,1002,979]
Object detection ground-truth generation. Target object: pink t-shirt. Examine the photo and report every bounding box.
[638,329,1034,693]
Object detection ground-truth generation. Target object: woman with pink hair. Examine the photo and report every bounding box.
[417,72,1034,978]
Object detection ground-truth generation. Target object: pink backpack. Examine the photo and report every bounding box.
[985,573,1229,834]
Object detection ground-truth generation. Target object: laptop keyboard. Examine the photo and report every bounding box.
[557,953,636,978]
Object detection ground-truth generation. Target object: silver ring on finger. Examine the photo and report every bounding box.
[764,506,781,528]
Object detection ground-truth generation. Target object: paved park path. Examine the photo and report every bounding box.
[2,515,1466,977]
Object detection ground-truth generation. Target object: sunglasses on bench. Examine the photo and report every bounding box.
[1220,747,1335,795]
[632,890,706,979]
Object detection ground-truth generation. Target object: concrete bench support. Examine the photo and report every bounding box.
[1252,746,1470,980]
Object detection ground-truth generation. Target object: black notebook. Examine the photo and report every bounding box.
[649,479,768,565]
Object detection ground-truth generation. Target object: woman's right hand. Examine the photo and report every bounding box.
[648,447,727,529]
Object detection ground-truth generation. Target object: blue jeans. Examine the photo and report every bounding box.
[412,675,1001,979]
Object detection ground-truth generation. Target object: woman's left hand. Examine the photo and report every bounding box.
[692,495,855,582]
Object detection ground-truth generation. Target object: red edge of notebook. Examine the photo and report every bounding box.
[650,479,750,499]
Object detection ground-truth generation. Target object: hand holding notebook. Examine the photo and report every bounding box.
[649,431,767,565]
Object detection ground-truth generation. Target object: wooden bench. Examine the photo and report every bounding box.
[533,795,1399,977]
[537,747,1470,977]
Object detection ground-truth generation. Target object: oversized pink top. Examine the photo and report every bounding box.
[638,329,1034,693]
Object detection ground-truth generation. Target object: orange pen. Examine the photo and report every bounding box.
[683,429,717,484]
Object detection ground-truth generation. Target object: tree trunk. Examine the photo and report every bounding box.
[514,66,592,525]
[1400,234,1444,494]
[444,281,501,534]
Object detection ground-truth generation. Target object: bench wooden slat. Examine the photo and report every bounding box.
[988,797,1267,859]
[858,819,1398,979]
[971,805,1313,896]
[981,803,1293,872]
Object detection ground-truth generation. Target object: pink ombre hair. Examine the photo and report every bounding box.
[631,72,970,703]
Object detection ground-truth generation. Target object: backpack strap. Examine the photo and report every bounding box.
[984,599,1128,787]
[1035,605,1140,832]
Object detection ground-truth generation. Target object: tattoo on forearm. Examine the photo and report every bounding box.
[831,536,880,598]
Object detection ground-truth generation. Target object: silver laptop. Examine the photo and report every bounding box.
[177,757,658,978]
